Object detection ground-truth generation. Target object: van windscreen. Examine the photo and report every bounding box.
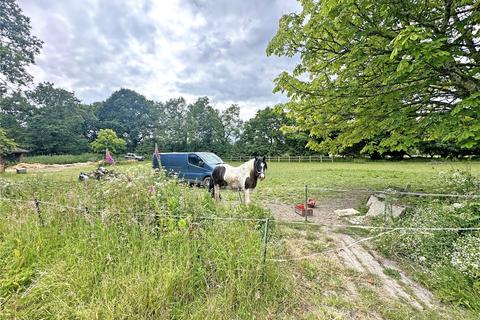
[198,153,223,165]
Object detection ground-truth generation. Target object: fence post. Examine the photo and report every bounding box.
[261,218,270,277]
[320,155,323,163]
[304,184,308,222]
[331,156,334,163]
[309,156,312,162]
[34,199,44,226]
[288,156,291,162]
[383,194,389,226]
[277,156,280,162]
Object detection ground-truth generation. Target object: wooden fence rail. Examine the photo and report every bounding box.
[227,155,337,163]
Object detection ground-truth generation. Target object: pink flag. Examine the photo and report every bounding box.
[152,143,160,169]
[105,148,115,165]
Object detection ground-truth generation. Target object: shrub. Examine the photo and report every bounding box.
[376,199,480,311]
[451,235,480,280]
[439,168,480,195]
[90,129,126,154]
[374,168,480,311]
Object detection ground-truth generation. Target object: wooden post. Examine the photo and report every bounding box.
[383,194,389,226]
[309,156,312,162]
[261,218,270,277]
[277,156,280,162]
[304,184,308,222]
[320,155,323,163]
[34,199,44,226]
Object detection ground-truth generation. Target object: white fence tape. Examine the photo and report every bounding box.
[2,197,480,231]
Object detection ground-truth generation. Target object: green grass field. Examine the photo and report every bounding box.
[8,160,479,195]
[258,161,480,189]
[1,160,479,319]
[250,161,480,204]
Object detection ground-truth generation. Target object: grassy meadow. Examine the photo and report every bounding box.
[1,160,479,319]
[252,160,480,204]
[0,167,289,319]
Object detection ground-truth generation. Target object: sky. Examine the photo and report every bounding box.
[18,0,300,119]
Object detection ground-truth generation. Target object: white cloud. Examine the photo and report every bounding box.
[18,0,300,119]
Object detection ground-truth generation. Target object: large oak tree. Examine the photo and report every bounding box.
[267,0,479,155]
[98,89,156,151]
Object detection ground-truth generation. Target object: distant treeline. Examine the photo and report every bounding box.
[0,83,311,157]
[1,82,477,159]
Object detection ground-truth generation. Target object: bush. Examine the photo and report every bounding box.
[90,129,126,154]
[375,168,480,311]
[439,167,480,195]
[451,235,480,280]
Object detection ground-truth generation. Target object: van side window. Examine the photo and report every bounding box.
[188,154,202,167]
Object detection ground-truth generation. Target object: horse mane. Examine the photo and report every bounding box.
[239,158,255,170]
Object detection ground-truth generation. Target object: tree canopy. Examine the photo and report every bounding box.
[267,0,480,155]
[90,129,126,154]
[0,127,16,157]
[27,83,91,154]
[0,0,43,95]
[98,89,156,151]
[1,0,477,159]
[237,107,310,156]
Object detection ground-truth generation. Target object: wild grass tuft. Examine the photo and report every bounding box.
[0,168,288,319]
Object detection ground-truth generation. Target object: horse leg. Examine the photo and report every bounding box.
[244,189,251,205]
[214,184,220,202]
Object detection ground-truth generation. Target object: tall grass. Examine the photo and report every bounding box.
[22,153,102,165]
[0,169,289,319]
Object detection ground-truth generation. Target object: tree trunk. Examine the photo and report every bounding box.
[0,157,6,173]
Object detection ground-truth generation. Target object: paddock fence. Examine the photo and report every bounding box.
[225,155,472,163]
[227,155,336,163]
[2,185,479,271]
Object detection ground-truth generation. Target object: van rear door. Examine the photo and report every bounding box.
[161,153,187,179]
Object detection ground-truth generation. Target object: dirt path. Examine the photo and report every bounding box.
[265,195,437,312]
[6,161,98,173]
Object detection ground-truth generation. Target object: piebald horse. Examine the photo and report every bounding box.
[209,156,267,204]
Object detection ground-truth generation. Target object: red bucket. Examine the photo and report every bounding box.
[295,204,313,217]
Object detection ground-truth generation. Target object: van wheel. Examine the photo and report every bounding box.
[202,176,211,188]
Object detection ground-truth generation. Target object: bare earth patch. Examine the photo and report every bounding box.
[6,161,98,172]
[264,195,441,316]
